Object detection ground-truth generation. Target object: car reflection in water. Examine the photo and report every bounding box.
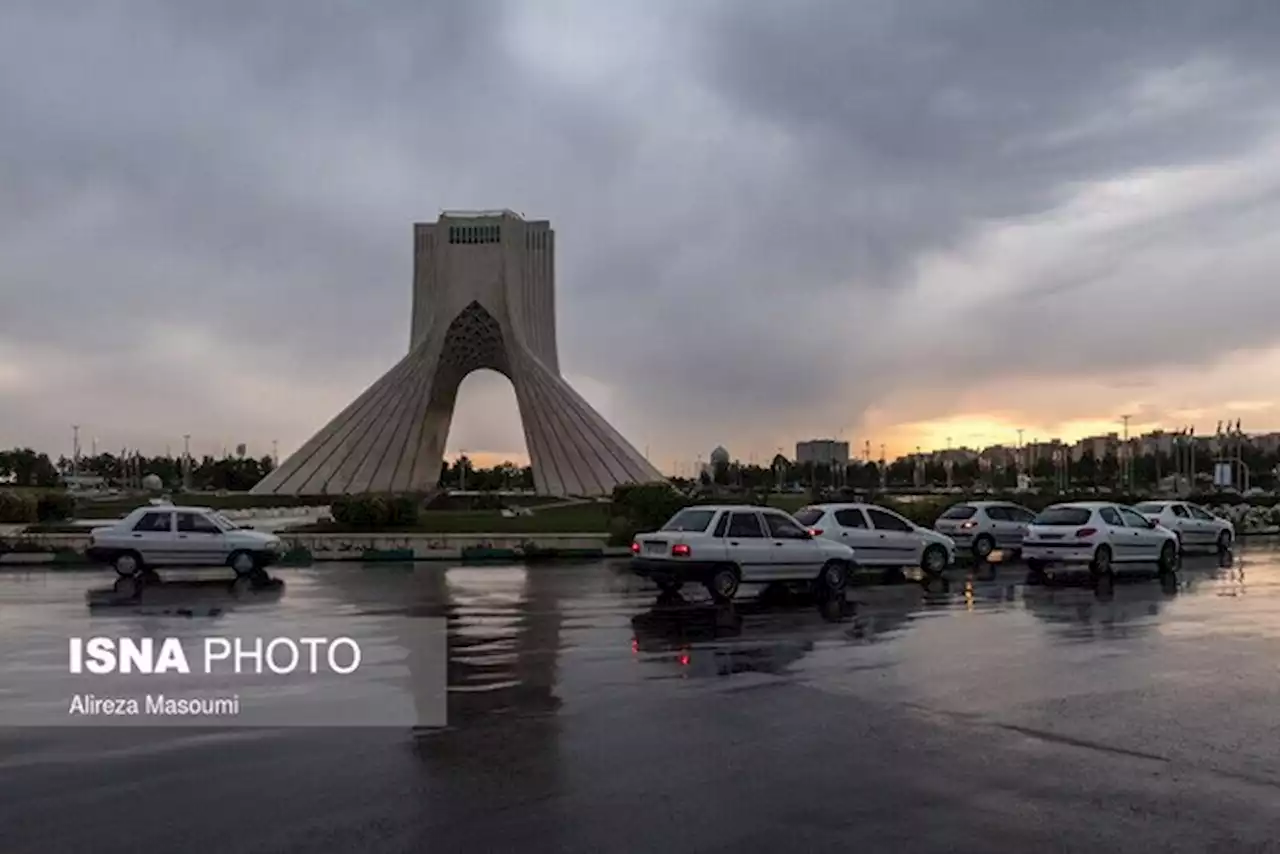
[1021,567,1180,641]
[631,589,825,678]
[630,578,946,676]
[84,574,284,615]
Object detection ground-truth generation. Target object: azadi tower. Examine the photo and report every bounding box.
[251,211,664,497]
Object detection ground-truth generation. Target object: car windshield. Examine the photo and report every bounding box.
[793,507,825,526]
[210,512,239,531]
[660,508,716,532]
[1033,506,1092,526]
[1133,503,1165,514]
[939,505,977,520]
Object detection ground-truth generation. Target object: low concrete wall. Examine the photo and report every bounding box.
[1,531,619,566]
[290,532,611,562]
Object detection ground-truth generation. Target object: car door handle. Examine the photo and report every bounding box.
[178,535,188,539]
[729,541,740,546]
[131,533,142,538]
[774,541,785,547]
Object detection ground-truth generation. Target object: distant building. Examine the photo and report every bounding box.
[709,446,730,466]
[796,440,850,466]
[1072,433,1118,462]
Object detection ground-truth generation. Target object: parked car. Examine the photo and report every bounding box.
[933,501,1036,561]
[86,505,284,583]
[793,503,956,575]
[1131,501,1234,553]
[1021,502,1178,578]
[629,505,857,601]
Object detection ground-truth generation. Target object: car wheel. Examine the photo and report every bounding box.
[817,560,849,595]
[704,566,740,602]
[1157,540,1178,575]
[113,552,142,578]
[655,578,684,594]
[921,545,947,576]
[1090,544,1113,580]
[249,567,272,586]
[1216,530,1233,554]
[229,551,258,577]
[972,535,995,562]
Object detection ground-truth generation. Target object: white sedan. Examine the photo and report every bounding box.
[1022,502,1179,578]
[794,503,956,575]
[630,505,858,601]
[1132,501,1234,553]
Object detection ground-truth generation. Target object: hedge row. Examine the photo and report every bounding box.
[328,494,423,529]
[0,491,75,524]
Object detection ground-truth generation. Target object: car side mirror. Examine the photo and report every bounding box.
[1146,519,1157,528]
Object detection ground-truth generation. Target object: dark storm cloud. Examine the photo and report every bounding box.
[3,0,1280,459]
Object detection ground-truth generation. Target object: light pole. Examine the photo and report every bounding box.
[945,436,954,490]
[272,440,279,467]
[1120,414,1131,490]
[182,434,191,490]
[71,425,80,480]
[460,450,468,492]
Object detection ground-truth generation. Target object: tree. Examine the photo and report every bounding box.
[1032,457,1054,481]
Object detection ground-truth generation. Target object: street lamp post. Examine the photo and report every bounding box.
[71,425,80,480]
[1120,415,1131,491]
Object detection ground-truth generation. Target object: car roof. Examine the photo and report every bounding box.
[675,505,787,513]
[1044,501,1113,509]
[803,502,894,511]
[130,505,214,514]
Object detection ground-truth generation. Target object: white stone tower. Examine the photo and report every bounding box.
[252,210,664,496]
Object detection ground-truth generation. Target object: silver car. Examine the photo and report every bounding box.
[1132,501,1234,553]
[934,501,1037,561]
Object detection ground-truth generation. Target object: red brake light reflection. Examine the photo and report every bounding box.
[671,543,691,557]
[630,541,640,554]
[1076,527,1097,538]
[808,528,823,536]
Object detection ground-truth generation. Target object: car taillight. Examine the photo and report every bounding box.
[1075,527,1097,538]
[630,541,640,554]
[808,528,823,536]
[671,543,691,557]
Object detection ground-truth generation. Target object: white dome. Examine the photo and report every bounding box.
[141,473,163,491]
[709,446,730,464]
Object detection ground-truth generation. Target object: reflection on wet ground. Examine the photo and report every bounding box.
[3,541,1280,852]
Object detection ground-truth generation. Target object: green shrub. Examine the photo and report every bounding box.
[607,515,638,547]
[612,482,687,532]
[384,494,421,526]
[329,494,421,529]
[0,492,37,524]
[35,491,76,522]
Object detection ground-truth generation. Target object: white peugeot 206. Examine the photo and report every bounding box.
[794,503,956,575]
[629,505,858,601]
[1021,501,1179,579]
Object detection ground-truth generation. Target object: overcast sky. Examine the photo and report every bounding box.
[4,0,1280,470]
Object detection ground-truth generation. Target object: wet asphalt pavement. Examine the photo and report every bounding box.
[4,543,1280,853]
